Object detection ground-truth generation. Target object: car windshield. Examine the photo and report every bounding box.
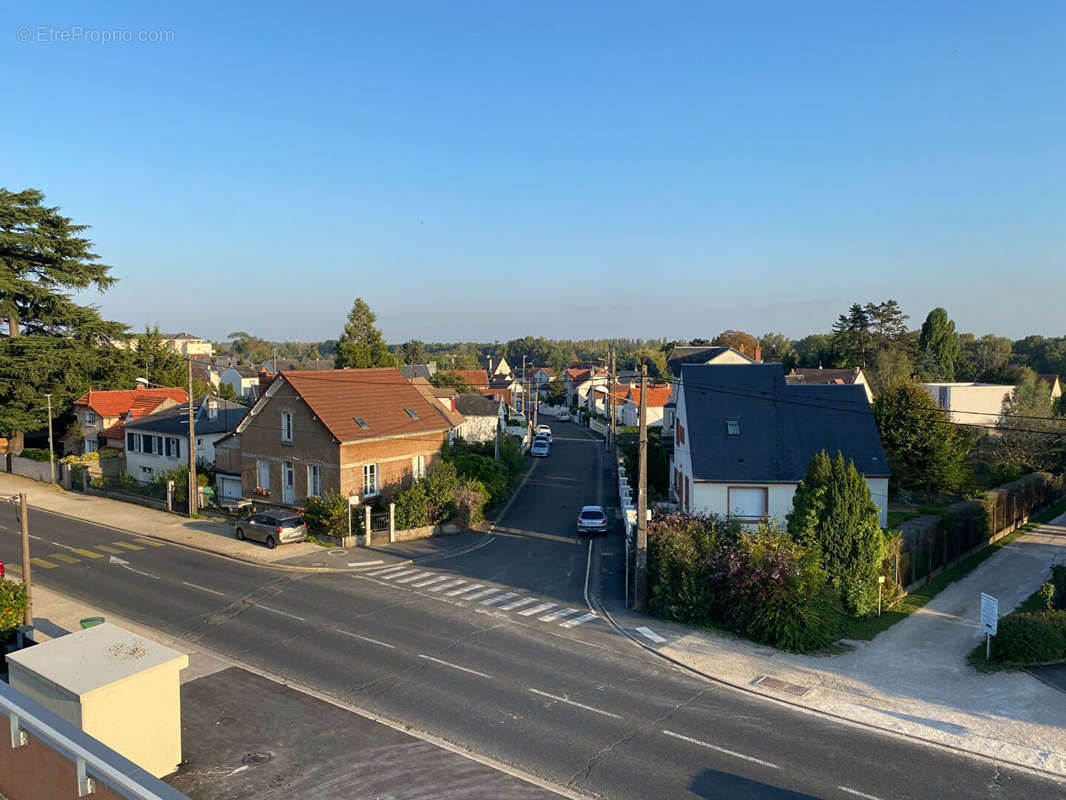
[580,510,605,520]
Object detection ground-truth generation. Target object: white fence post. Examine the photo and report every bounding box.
[389,503,396,543]
[364,506,372,547]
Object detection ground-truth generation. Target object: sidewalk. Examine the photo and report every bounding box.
[598,511,1066,778]
[0,472,491,573]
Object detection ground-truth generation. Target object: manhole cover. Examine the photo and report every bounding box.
[328,549,348,556]
[241,752,272,765]
[311,562,327,567]
[754,676,810,697]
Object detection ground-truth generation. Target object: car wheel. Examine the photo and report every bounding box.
[235,527,245,541]
[266,535,277,549]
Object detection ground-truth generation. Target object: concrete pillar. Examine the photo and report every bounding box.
[389,503,396,543]
[364,506,372,547]
[166,480,175,513]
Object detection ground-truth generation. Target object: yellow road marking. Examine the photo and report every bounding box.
[49,553,81,564]
[4,565,20,575]
[30,557,58,569]
[113,541,143,550]
[70,548,103,559]
[133,538,165,548]
[93,545,124,554]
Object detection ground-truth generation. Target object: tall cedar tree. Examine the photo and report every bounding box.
[918,307,960,381]
[0,188,134,441]
[334,298,394,369]
[787,451,886,616]
[872,379,972,494]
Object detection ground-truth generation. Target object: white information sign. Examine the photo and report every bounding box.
[980,593,998,636]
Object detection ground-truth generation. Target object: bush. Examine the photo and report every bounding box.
[1040,583,1057,611]
[18,448,51,462]
[453,453,509,504]
[453,480,487,529]
[993,611,1066,664]
[302,491,350,536]
[0,581,28,642]
[393,462,462,530]
[1051,565,1066,610]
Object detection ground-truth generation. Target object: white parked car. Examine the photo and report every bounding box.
[536,424,552,442]
[556,410,571,422]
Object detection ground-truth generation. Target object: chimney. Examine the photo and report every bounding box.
[754,343,763,363]
[767,345,781,363]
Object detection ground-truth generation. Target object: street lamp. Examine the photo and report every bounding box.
[137,357,197,516]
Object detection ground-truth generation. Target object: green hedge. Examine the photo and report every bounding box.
[993,611,1066,665]
[17,448,51,462]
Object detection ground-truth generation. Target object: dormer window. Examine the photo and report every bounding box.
[726,420,740,436]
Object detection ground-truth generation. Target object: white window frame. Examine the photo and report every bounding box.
[362,463,379,497]
[127,432,141,452]
[257,458,270,491]
[84,438,99,453]
[412,454,426,481]
[281,410,294,443]
[85,409,97,425]
[307,465,322,498]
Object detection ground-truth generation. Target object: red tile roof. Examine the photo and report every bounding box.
[97,393,185,444]
[443,369,490,388]
[592,383,672,407]
[410,377,466,429]
[74,388,187,419]
[280,368,452,444]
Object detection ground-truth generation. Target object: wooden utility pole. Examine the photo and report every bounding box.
[19,493,32,626]
[608,347,617,450]
[635,364,648,609]
[187,358,197,516]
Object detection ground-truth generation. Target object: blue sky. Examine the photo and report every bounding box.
[3,1,1063,343]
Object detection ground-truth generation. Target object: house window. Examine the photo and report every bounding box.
[362,464,379,497]
[412,454,426,480]
[197,438,204,447]
[281,410,293,443]
[85,410,97,425]
[726,420,740,436]
[257,458,270,491]
[728,487,768,520]
[165,437,181,458]
[676,421,685,446]
[85,438,99,453]
[127,433,141,452]
[307,465,322,498]
[141,466,153,476]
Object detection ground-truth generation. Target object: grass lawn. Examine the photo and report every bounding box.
[886,510,920,529]
[836,494,1066,642]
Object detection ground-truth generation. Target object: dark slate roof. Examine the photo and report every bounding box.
[400,364,434,381]
[455,394,501,417]
[127,396,248,437]
[680,363,889,482]
[667,346,752,377]
[225,365,260,378]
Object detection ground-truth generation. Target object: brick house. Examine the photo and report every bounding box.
[65,388,187,456]
[215,368,462,507]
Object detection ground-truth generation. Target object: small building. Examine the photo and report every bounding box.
[921,382,1014,427]
[66,388,187,455]
[455,394,504,442]
[219,365,262,399]
[786,366,874,403]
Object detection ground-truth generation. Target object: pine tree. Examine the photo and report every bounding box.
[0,188,133,443]
[918,307,959,381]
[334,298,394,369]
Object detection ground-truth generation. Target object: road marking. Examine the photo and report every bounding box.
[182,581,225,597]
[661,730,779,769]
[636,626,666,643]
[481,592,518,606]
[499,597,539,611]
[368,566,410,577]
[412,575,452,589]
[463,588,502,601]
[30,557,58,569]
[519,602,556,617]
[561,612,598,629]
[529,689,621,719]
[335,629,396,649]
[430,579,467,593]
[256,604,305,621]
[445,583,484,597]
[838,787,885,800]
[133,538,166,547]
[28,534,42,541]
[417,654,491,679]
[70,548,103,559]
[52,541,75,550]
[49,552,80,564]
[348,560,383,566]
[394,571,433,584]
[93,545,124,554]
[539,608,580,622]
[112,541,143,550]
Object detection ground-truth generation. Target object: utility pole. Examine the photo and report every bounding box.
[608,347,617,450]
[635,364,648,609]
[187,358,197,516]
[45,393,55,484]
[19,493,32,626]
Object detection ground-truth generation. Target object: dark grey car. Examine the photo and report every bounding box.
[235,512,308,549]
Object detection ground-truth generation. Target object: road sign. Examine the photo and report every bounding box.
[981,593,998,636]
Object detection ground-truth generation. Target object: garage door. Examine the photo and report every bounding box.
[728,487,767,519]
[219,476,242,501]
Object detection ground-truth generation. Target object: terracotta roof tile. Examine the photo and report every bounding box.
[444,369,490,388]
[74,388,187,419]
[410,377,466,429]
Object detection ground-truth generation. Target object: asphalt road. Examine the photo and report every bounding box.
[1,426,1063,799]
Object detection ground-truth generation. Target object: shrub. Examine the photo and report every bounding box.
[18,448,51,462]
[303,491,350,536]
[1040,583,1057,611]
[453,454,508,504]
[393,463,463,530]
[0,581,28,642]
[1051,565,1066,610]
[453,480,486,529]
[993,611,1066,664]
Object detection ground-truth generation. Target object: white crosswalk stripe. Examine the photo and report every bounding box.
[430,579,467,593]
[445,583,483,596]
[540,607,580,622]
[519,602,556,617]
[560,612,598,628]
[481,592,518,606]
[412,575,451,588]
[499,597,538,611]
[394,571,433,584]
[370,566,412,578]
[464,588,502,601]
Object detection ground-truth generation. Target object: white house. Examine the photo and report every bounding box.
[921,383,1014,427]
[124,396,247,482]
[563,367,607,406]
[662,346,755,443]
[66,388,186,455]
[455,394,504,443]
[672,363,890,528]
[219,365,262,399]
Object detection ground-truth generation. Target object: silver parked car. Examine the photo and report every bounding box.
[235,511,308,549]
[577,505,608,535]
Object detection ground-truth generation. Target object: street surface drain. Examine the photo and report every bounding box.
[328,549,348,556]
[311,562,327,567]
[754,676,810,696]
[241,752,272,765]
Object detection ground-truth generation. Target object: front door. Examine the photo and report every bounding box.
[283,461,295,504]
